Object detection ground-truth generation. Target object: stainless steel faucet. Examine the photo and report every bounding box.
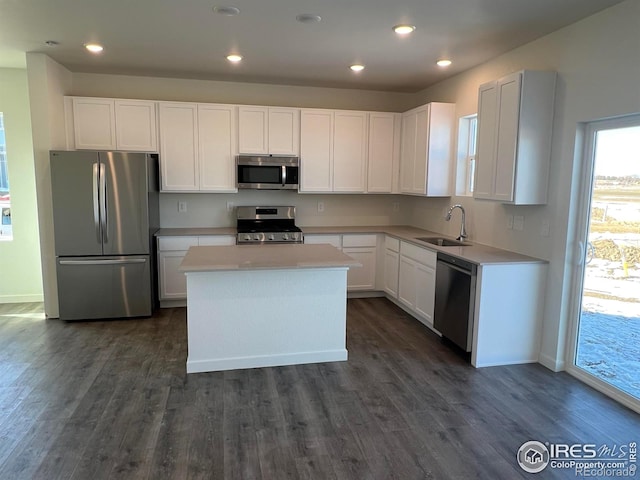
[445,204,467,241]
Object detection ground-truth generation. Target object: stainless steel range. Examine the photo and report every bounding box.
[236,206,303,244]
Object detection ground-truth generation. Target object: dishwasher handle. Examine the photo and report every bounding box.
[436,252,476,274]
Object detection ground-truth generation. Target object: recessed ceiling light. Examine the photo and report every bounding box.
[44,40,59,47]
[350,64,365,72]
[213,5,240,16]
[226,54,242,63]
[84,43,104,54]
[393,24,416,35]
[296,13,322,24]
[437,59,452,67]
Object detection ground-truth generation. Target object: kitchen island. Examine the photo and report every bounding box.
[179,243,360,373]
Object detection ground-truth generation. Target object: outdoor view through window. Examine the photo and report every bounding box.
[0,113,11,240]
[576,124,640,400]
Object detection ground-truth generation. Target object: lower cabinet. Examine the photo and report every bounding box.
[157,235,235,302]
[304,234,378,291]
[396,240,437,328]
[383,236,400,297]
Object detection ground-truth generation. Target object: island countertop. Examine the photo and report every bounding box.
[179,244,361,273]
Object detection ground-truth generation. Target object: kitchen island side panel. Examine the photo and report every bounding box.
[185,267,349,373]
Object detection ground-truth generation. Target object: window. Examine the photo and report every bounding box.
[0,112,11,240]
[455,114,477,196]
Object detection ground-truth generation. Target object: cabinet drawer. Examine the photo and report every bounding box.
[401,241,437,267]
[342,234,377,248]
[198,235,236,246]
[385,236,400,252]
[158,236,198,251]
[304,235,342,248]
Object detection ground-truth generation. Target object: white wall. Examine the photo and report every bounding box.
[406,0,640,370]
[0,68,43,303]
[26,53,73,318]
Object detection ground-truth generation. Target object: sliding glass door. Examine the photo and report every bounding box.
[569,115,640,410]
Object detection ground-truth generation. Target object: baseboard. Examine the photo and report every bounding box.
[538,352,565,372]
[160,299,186,308]
[347,290,385,299]
[187,349,348,373]
[0,294,44,304]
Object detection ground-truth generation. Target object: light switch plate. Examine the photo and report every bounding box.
[317,201,325,213]
[178,201,187,213]
[513,215,525,231]
[506,215,514,230]
[393,202,400,213]
[541,220,550,237]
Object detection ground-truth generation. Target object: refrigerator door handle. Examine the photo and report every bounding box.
[59,258,147,266]
[92,162,101,243]
[99,163,108,243]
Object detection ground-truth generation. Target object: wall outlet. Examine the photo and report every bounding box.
[392,202,400,213]
[317,201,325,213]
[513,215,525,231]
[178,201,187,213]
[226,201,234,212]
[541,220,550,237]
[506,215,514,230]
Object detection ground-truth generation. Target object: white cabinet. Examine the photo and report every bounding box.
[367,113,401,193]
[333,111,368,192]
[383,236,400,297]
[399,102,455,196]
[300,109,368,193]
[238,106,299,155]
[157,235,235,302]
[304,234,377,291]
[397,241,437,327]
[300,110,334,192]
[473,70,556,205]
[342,235,377,291]
[158,102,237,192]
[70,97,158,152]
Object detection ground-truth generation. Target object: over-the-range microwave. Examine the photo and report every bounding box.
[236,155,299,190]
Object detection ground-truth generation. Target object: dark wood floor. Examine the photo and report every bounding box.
[0,299,638,479]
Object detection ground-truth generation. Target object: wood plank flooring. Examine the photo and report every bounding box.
[0,299,638,479]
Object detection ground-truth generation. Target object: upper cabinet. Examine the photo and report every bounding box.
[473,70,556,205]
[238,106,300,156]
[399,102,455,196]
[158,102,236,192]
[70,97,158,152]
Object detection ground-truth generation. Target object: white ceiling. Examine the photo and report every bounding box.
[0,0,625,93]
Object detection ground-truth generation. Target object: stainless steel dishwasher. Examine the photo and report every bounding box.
[433,252,477,352]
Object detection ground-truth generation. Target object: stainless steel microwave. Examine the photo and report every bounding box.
[236,155,299,190]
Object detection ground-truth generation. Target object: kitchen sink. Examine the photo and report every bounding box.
[415,237,469,247]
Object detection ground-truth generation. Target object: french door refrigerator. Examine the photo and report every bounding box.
[50,151,159,320]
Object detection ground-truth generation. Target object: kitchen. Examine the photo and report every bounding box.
[1,0,640,477]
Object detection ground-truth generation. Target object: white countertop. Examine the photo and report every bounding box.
[160,225,546,266]
[179,244,361,273]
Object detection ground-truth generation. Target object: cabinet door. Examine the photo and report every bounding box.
[415,263,436,326]
[343,247,376,290]
[115,100,158,152]
[398,255,417,309]
[367,113,398,193]
[474,82,498,199]
[412,106,429,194]
[333,111,367,192]
[383,249,399,298]
[300,110,334,192]
[238,106,268,154]
[400,111,417,193]
[425,103,455,197]
[158,250,188,299]
[269,108,300,155]
[198,104,237,192]
[72,98,116,150]
[159,103,199,191]
[493,73,522,202]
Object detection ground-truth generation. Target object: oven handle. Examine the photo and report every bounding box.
[281,165,286,186]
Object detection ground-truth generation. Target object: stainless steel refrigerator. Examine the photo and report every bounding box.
[50,150,160,320]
